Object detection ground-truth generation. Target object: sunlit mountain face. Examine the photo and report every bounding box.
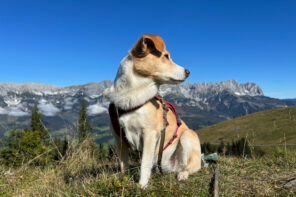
[0,80,295,143]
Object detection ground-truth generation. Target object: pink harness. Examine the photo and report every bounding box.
[108,95,182,151]
[154,95,182,150]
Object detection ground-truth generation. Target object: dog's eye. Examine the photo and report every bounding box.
[164,54,170,59]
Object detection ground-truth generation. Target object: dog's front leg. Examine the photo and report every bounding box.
[139,130,158,189]
[113,131,129,173]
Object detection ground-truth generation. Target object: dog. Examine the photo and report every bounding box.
[104,34,201,188]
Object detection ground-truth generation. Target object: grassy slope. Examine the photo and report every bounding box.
[197,106,296,145]
[0,140,295,196]
[0,155,295,196]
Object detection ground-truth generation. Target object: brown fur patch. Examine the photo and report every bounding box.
[131,34,182,83]
[131,34,166,58]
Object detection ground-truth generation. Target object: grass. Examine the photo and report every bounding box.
[0,138,295,196]
[198,106,296,145]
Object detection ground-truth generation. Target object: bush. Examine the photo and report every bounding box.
[0,104,67,167]
[0,129,54,167]
[201,137,252,158]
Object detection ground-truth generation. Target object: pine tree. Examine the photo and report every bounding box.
[62,136,68,156]
[108,144,115,160]
[231,140,237,156]
[98,143,105,159]
[31,103,48,140]
[78,99,92,142]
[0,105,54,167]
[226,142,231,155]
[217,140,225,154]
[0,129,23,166]
[52,136,68,160]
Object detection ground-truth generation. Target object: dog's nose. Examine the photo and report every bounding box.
[185,69,190,77]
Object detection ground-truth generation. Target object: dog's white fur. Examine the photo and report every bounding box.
[104,35,201,188]
[104,56,158,110]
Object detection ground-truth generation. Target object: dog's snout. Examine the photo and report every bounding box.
[185,69,190,77]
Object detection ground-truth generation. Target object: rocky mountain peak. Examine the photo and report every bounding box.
[0,79,294,137]
[159,80,263,100]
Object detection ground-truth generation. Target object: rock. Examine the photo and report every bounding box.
[283,178,296,188]
[4,170,14,177]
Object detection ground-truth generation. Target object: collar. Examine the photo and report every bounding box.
[116,95,164,117]
[117,104,145,117]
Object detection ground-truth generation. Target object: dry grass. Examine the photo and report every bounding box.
[0,138,295,196]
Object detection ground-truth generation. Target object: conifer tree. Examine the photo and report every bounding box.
[0,104,55,167]
[98,143,105,159]
[217,140,225,154]
[231,140,237,156]
[31,103,47,140]
[62,136,68,156]
[78,99,92,142]
[226,142,231,155]
[108,144,115,160]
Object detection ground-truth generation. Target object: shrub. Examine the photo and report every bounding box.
[201,137,252,158]
[0,129,54,167]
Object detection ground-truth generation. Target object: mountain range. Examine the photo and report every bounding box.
[0,80,295,143]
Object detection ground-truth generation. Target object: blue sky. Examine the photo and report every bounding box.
[0,0,295,99]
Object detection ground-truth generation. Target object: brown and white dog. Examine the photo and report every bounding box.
[104,34,201,188]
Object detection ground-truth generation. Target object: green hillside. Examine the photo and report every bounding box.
[198,106,296,145]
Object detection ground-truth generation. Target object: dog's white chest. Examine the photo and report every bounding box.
[119,110,145,151]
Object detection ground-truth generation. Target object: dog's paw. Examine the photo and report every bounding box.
[139,179,149,189]
[177,171,189,181]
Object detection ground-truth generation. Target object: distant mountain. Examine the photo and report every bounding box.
[0,80,295,143]
[160,80,264,98]
[159,80,294,130]
[282,98,296,103]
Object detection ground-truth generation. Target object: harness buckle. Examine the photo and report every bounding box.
[173,133,178,139]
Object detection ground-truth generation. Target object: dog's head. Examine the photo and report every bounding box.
[130,34,190,84]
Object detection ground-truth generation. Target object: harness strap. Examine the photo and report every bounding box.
[155,96,182,151]
[108,95,182,174]
[157,97,168,173]
[108,103,129,146]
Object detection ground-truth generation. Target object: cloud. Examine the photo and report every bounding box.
[87,104,107,116]
[0,104,29,116]
[38,100,60,116]
[0,107,8,114]
[8,109,29,116]
[64,98,77,110]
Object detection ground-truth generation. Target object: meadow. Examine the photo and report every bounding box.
[198,106,296,146]
[0,137,295,197]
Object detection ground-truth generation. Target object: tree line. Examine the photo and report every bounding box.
[0,99,262,168]
[0,100,115,167]
[201,138,264,158]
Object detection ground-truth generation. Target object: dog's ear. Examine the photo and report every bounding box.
[131,34,166,58]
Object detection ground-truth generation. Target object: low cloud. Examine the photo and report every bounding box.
[87,104,107,116]
[38,100,60,116]
[0,107,8,114]
[8,109,29,116]
[64,98,77,110]
[0,104,29,116]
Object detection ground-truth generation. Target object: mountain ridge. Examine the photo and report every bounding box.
[0,79,262,96]
[0,79,295,143]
